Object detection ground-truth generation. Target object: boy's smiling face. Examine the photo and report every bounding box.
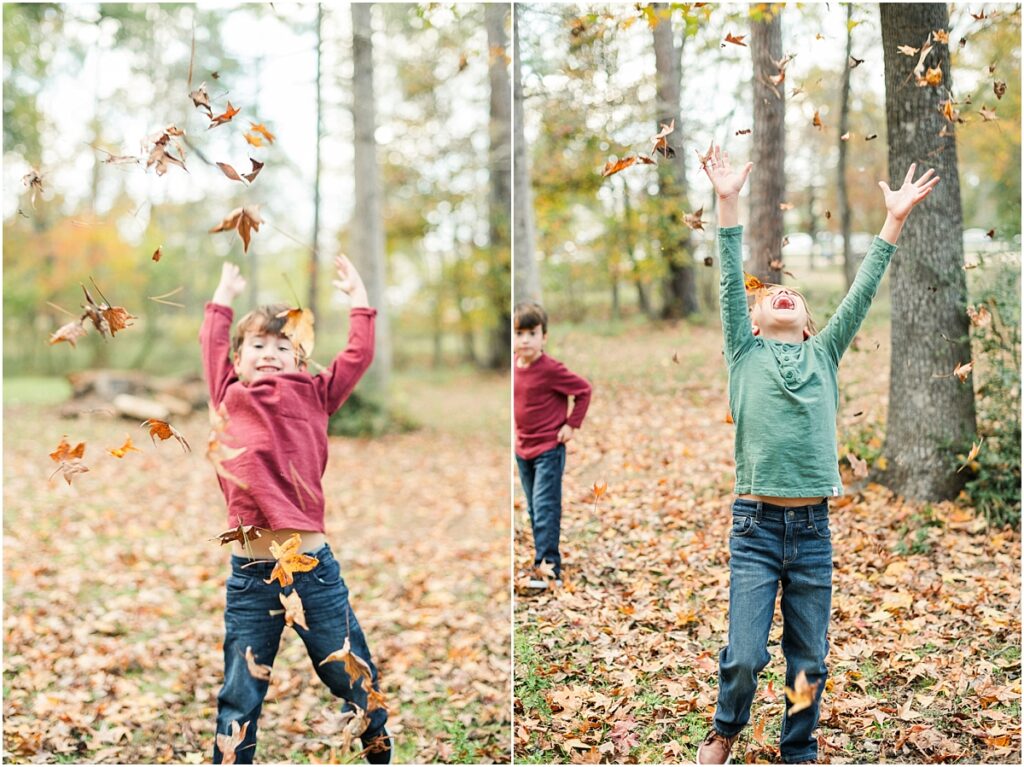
[515,324,546,365]
[234,331,304,382]
[751,286,811,341]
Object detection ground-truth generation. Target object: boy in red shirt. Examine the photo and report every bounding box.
[514,301,592,589]
[202,256,390,764]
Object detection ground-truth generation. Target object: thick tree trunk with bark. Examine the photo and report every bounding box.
[513,5,541,304]
[352,3,392,391]
[749,9,785,284]
[838,3,855,289]
[485,3,511,369]
[879,2,976,500]
[652,3,697,318]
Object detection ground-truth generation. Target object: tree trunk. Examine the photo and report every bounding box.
[838,3,855,289]
[351,3,392,391]
[749,8,785,284]
[879,2,977,500]
[513,5,541,304]
[309,5,323,318]
[622,185,652,318]
[652,3,698,318]
[485,3,511,369]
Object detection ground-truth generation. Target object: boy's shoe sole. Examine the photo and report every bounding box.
[525,578,563,589]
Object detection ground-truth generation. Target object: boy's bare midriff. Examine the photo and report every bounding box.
[739,494,825,507]
[232,528,327,558]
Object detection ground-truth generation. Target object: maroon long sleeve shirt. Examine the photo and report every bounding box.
[199,302,376,532]
[514,353,592,460]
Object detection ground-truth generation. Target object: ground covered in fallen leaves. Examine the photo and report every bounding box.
[514,319,1020,764]
[3,372,510,764]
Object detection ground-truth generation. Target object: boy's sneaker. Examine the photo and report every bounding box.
[362,726,392,765]
[526,577,563,589]
[696,730,739,765]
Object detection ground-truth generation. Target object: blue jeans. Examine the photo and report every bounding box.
[713,499,832,763]
[214,544,387,763]
[515,443,566,578]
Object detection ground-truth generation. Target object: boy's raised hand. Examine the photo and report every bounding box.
[332,254,370,308]
[703,144,754,200]
[212,262,246,306]
[878,163,940,221]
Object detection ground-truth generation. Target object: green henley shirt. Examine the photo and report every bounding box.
[718,225,897,498]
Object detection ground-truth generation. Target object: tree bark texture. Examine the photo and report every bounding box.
[652,3,698,318]
[513,4,541,304]
[351,3,392,391]
[485,3,511,369]
[749,9,785,284]
[879,2,976,500]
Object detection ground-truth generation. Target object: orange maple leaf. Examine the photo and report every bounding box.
[216,720,250,764]
[601,155,638,177]
[210,205,263,254]
[784,670,821,715]
[276,307,316,360]
[249,122,276,143]
[279,591,309,630]
[209,101,240,128]
[50,436,85,463]
[243,132,263,148]
[723,32,746,46]
[319,636,374,693]
[141,419,191,452]
[743,272,768,294]
[265,534,319,587]
[107,435,141,458]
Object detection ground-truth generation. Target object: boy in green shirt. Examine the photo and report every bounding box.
[696,145,939,765]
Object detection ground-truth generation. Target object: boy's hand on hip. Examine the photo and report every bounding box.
[557,424,575,444]
[213,262,246,306]
[878,163,940,221]
[333,254,370,308]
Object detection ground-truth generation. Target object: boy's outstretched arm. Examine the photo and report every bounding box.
[201,263,248,404]
[703,145,755,363]
[819,164,940,362]
[321,255,376,412]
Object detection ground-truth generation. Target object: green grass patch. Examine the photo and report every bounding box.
[3,376,72,405]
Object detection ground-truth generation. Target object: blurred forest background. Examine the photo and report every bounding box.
[4,2,511,420]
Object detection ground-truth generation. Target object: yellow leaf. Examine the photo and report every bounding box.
[265,534,319,587]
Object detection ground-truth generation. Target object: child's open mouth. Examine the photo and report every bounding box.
[257,365,280,373]
[773,294,796,311]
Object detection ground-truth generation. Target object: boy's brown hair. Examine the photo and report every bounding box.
[231,303,294,356]
[514,301,548,334]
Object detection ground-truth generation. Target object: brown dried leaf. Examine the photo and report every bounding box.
[723,32,746,46]
[846,453,868,479]
[682,206,706,231]
[210,206,263,253]
[244,646,271,681]
[216,720,250,764]
[320,636,375,694]
[279,591,309,631]
[784,670,821,715]
[217,162,244,182]
[22,170,44,207]
[275,307,316,360]
[209,101,240,128]
[978,106,998,122]
[243,158,264,183]
[994,81,1006,99]
[141,419,191,452]
[601,156,637,177]
[190,82,212,116]
[651,119,675,158]
[49,320,87,348]
[210,521,264,546]
[953,361,973,383]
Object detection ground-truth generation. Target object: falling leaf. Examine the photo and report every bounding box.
[249,122,276,143]
[743,272,767,294]
[339,705,369,754]
[210,205,263,253]
[779,202,795,211]
[978,106,998,122]
[22,170,44,207]
[682,206,705,231]
[319,635,375,693]
[152,246,162,262]
[366,687,389,713]
[695,140,714,172]
[635,155,656,166]
[784,670,821,716]
[243,158,264,183]
[265,534,319,587]
[50,436,85,463]
[966,304,992,328]
[210,521,264,546]
[276,307,315,360]
[725,409,734,424]
[812,110,824,130]
[847,19,861,32]
[825,209,832,220]
[145,125,188,175]
[49,461,89,485]
[840,132,851,141]
[865,133,878,141]
[953,361,973,383]
[957,438,985,473]
[769,258,784,271]
[243,647,271,681]
[735,128,751,135]
[723,32,746,46]
[217,162,245,182]
[207,402,249,489]
[209,101,240,128]
[932,29,949,44]
[897,45,920,56]
[971,10,989,20]
[703,255,714,267]
[985,228,995,239]
[107,436,140,459]
[279,591,309,631]
[849,56,864,68]
[243,132,264,148]
[593,482,607,499]
[216,720,250,764]
[190,82,212,116]
[141,419,191,452]
[993,81,1006,99]
[651,119,676,158]
[920,66,943,87]
[49,320,87,348]
[601,156,638,177]
[846,453,868,479]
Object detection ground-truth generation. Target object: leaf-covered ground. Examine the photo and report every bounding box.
[3,372,511,764]
[514,320,1020,764]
